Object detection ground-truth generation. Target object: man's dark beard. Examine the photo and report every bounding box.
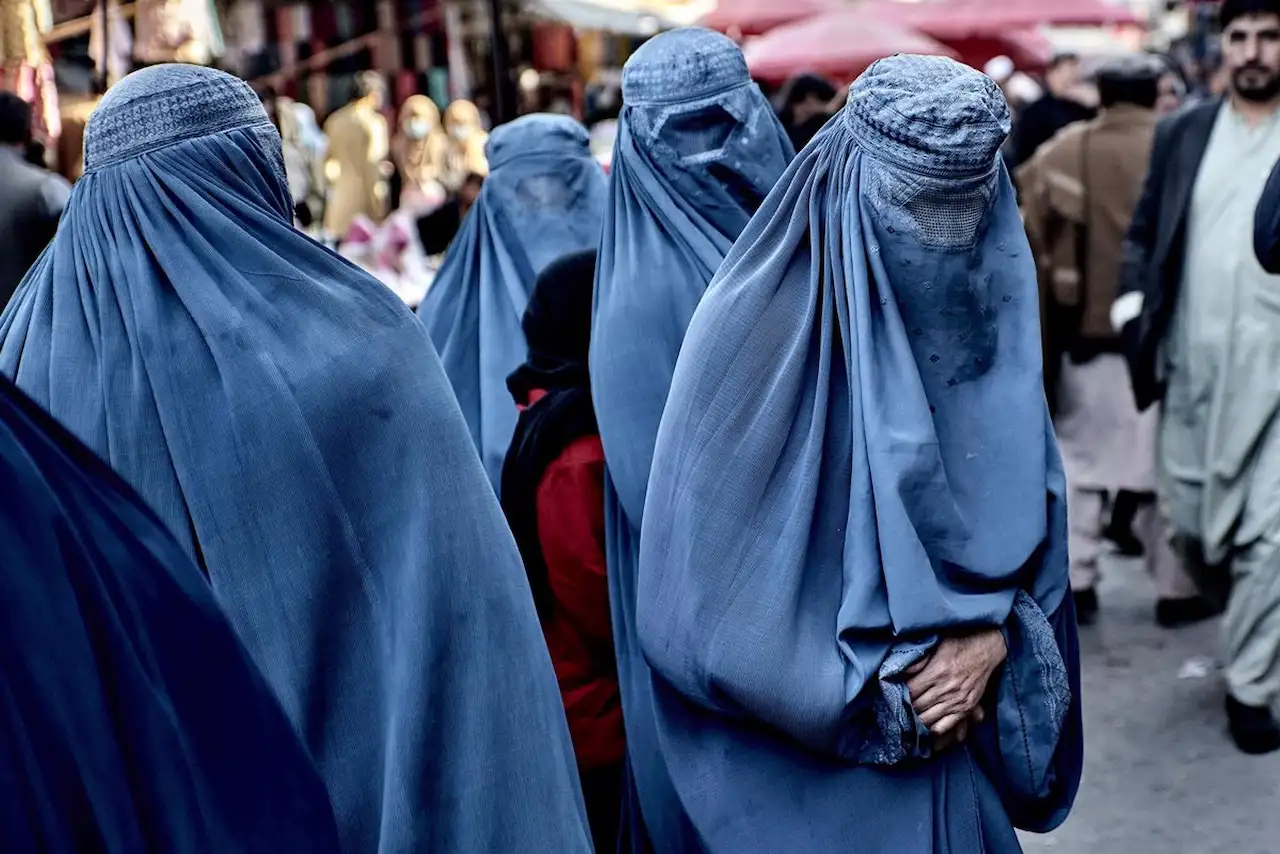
[1233,65,1280,102]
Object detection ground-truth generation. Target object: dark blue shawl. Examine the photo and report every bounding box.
[0,375,340,852]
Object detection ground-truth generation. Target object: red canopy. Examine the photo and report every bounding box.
[700,0,846,38]
[743,14,959,84]
[858,0,1142,39]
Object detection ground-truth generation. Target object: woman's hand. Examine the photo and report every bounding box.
[906,629,1007,744]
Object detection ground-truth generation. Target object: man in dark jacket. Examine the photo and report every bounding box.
[0,93,70,309]
[1007,53,1096,173]
[1255,149,1280,270]
[1118,0,1280,755]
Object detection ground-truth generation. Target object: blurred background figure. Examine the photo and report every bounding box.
[391,95,448,215]
[1155,55,1190,114]
[416,171,484,258]
[500,248,623,854]
[441,98,490,193]
[1019,54,1210,630]
[773,72,837,150]
[1008,52,1096,172]
[277,97,327,233]
[0,90,67,310]
[1118,0,1280,756]
[418,114,607,486]
[323,71,391,243]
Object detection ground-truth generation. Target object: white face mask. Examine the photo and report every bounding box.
[406,118,430,139]
[450,125,473,141]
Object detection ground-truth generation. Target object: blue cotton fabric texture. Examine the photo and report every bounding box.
[0,65,591,854]
[589,27,794,852]
[636,55,1082,851]
[0,376,340,853]
[419,113,607,487]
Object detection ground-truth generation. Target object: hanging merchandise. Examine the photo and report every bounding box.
[428,66,449,108]
[88,0,132,84]
[133,0,224,66]
[1,0,59,150]
[220,0,267,78]
[444,2,470,102]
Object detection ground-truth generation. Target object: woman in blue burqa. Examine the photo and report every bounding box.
[0,375,339,852]
[0,65,592,853]
[589,27,795,853]
[419,112,607,487]
[636,56,1082,851]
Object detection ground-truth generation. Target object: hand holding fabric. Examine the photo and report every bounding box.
[906,629,1007,737]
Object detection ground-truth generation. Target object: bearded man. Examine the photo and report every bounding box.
[1119,0,1280,754]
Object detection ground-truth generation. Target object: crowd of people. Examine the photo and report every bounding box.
[4,0,1280,851]
[1020,0,1280,756]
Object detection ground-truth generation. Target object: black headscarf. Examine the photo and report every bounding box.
[775,74,838,150]
[500,249,599,618]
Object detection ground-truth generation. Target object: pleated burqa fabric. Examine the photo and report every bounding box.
[419,113,607,487]
[0,376,340,852]
[589,28,794,853]
[637,56,1082,851]
[0,65,591,854]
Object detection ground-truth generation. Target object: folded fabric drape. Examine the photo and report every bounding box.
[0,375,340,852]
[0,64,591,854]
[420,113,607,487]
[590,27,794,852]
[637,55,1081,851]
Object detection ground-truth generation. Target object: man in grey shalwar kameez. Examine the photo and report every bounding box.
[1119,0,1280,754]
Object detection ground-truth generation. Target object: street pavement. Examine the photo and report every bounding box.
[1019,555,1280,854]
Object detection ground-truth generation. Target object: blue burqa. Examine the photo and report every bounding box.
[0,375,340,852]
[419,113,607,487]
[637,56,1082,851]
[589,27,794,853]
[0,65,591,854]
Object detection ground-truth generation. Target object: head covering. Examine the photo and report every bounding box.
[394,94,447,189]
[984,55,1016,83]
[0,375,340,852]
[501,249,599,617]
[774,73,839,149]
[0,64,591,854]
[420,113,608,487]
[635,56,1081,850]
[442,98,490,188]
[588,26,794,851]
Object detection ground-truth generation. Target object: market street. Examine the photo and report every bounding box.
[1022,556,1280,854]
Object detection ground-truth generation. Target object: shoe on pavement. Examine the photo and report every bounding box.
[1102,524,1145,558]
[1073,588,1099,626]
[1226,695,1280,755]
[1155,596,1220,629]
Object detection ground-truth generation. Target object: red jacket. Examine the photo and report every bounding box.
[535,431,625,770]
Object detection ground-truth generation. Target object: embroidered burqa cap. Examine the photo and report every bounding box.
[1,64,591,854]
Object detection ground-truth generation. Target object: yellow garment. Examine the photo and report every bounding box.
[323,98,390,239]
[0,0,45,66]
[440,99,488,192]
[392,95,447,201]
